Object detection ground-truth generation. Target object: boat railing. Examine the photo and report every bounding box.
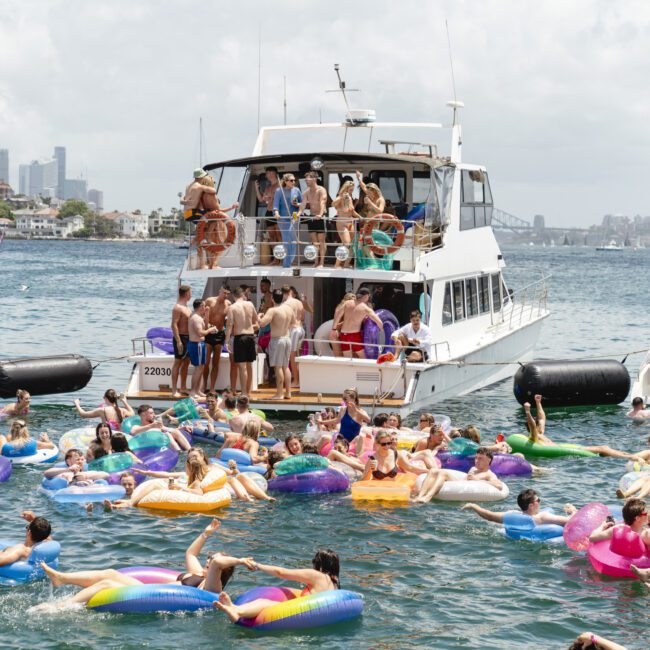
[130,337,160,357]
[302,336,451,362]
[496,274,550,330]
[185,213,443,272]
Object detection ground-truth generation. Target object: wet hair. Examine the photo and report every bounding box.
[632,397,645,407]
[242,420,260,441]
[111,432,131,453]
[220,565,236,588]
[9,420,30,443]
[103,389,123,424]
[284,434,303,455]
[193,298,204,310]
[138,404,153,416]
[312,549,340,587]
[179,284,191,297]
[16,389,30,402]
[476,447,494,464]
[237,395,250,409]
[28,517,51,543]
[622,498,647,525]
[373,413,389,427]
[265,450,284,480]
[94,421,113,443]
[272,288,283,305]
[224,397,237,410]
[302,442,318,454]
[388,412,402,427]
[517,489,539,512]
[64,448,84,463]
[461,426,481,444]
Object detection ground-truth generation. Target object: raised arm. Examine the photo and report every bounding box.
[185,518,219,575]
[367,306,383,328]
[533,394,546,433]
[523,402,539,442]
[249,561,324,586]
[461,502,505,523]
[73,399,102,419]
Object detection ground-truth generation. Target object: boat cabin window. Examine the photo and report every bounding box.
[465,278,479,317]
[459,170,493,231]
[452,280,465,321]
[442,272,503,325]
[478,276,490,314]
[368,170,407,218]
[491,273,502,312]
[442,284,453,325]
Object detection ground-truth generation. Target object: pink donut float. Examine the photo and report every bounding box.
[563,502,610,552]
[588,525,650,578]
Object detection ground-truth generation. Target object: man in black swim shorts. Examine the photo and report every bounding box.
[225,287,259,396]
[204,285,231,393]
[298,171,328,267]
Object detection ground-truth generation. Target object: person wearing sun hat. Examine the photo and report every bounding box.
[181,168,217,222]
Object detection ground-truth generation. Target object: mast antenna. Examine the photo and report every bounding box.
[445,20,461,126]
[199,117,204,167]
[283,76,287,126]
[256,25,262,133]
[326,63,359,119]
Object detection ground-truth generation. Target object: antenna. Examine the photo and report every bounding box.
[283,76,287,126]
[256,25,261,133]
[326,63,359,116]
[199,117,203,167]
[445,20,460,125]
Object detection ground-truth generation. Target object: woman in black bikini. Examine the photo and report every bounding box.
[361,430,400,481]
[38,519,251,608]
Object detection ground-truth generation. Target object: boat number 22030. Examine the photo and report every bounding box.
[143,367,171,376]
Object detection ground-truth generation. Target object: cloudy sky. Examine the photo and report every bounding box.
[1,0,649,227]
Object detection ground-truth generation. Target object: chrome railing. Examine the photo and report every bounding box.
[495,274,550,330]
[185,213,443,272]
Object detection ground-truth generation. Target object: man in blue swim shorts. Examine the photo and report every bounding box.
[188,299,218,399]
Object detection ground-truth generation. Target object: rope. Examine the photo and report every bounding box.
[89,354,134,369]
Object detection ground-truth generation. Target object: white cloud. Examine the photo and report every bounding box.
[1,0,650,225]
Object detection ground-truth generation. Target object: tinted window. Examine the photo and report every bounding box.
[460,207,474,231]
[452,280,465,321]
[491,273,502,312]
[370,170,405,203]
[413,172,432,204]
[442,283,452,325]
[465,278,478,317]
[478,276,490,313]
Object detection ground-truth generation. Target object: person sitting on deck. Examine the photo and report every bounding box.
[390,310,432,362]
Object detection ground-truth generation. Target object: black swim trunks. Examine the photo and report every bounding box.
[233,334,257,363]
[264,209,276,229]
[173,334,190,360]
[205,329,226,347]
[307,216,326,233]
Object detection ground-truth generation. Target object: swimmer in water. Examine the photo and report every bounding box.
[0,389,31,418]
[0,512,51,568]
[214,549,340,623]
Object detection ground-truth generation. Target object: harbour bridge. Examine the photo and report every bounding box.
[491,209,588,236]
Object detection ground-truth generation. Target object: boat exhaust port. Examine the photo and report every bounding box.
[513,359,630,407]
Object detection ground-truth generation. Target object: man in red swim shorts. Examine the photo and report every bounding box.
[333,288,383,358]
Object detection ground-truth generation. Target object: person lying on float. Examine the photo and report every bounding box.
[0,511,52,567]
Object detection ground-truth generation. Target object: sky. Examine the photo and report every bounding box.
[1,0,649,227]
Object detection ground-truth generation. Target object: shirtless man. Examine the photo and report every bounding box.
[333,287,383,359]
[171,284,192,399]
[0,512,51,568]
[297,172,328,267]
[258,289,294,399]
[188,299,218,399]
[228,395,274,434]
[627,397,650,420]
[254,166,281,258]
[258,277,273,314]
[225,287,259,396]
[282,285,309,387]
[461,487,577,526]
[203,285,231,393]
[181,169,217,220]
[131,404,191,452]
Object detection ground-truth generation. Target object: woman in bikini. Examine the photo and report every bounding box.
[0,420,55,451]
[217,420,268,465]
[1,389,31,418]
[73,389,134,431]
[332,181,360,268]
[214,549,340,623]
[37,519,250,609]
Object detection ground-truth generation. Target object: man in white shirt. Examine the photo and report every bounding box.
[391,310,432,362]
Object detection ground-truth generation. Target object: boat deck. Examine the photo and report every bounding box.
[127,385,405,411]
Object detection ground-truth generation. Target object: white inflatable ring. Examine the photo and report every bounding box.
[416,469,510,502]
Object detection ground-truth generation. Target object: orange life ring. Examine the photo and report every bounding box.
[362,213,405,256]
[195,211,235,253]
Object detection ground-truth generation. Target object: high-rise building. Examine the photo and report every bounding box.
[53,147,66,199]
[0,149,8,184]
[18,159,58,198]
[64,178,88,201]
[88,188,103,212]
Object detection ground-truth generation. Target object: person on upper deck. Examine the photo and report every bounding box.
[181,169,217,222]
[297,171,328,268]
[332,288,382,359]
[332,180,359,269]
[255,167,281,256]
[273,173,302,269]
[391,310,432,362]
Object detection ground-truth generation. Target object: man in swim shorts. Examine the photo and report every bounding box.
[258,288,294,400]
[282,285,311,387]
[254,167,281,258]
[0,511,51,567]
[171,284,192,399]
[188,299,219,399]
[462,488,577,526]
[627,397,650,419]
[225,287,259,396]
[297,171,328,267]
[333,287,383,359]
[203,285,231,394]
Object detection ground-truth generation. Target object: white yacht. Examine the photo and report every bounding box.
[125,99,549,416]
[596,240,624,251]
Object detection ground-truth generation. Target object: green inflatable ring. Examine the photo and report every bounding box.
[87,452,135,473]
[274,453,328,476]
[506,434,597,458]
[128,430,171,452]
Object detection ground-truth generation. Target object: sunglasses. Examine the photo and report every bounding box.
[378,441,392,447]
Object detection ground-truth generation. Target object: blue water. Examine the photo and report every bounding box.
[1,240,649,649]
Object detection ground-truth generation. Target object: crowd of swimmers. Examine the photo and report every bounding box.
[2,386,649,647]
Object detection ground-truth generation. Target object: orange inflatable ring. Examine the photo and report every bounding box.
[362,213,405,256]
[195,211,235,254]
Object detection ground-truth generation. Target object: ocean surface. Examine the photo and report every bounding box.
[0,239,649,650]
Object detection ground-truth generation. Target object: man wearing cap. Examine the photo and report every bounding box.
[181,168,217,222]
[332,288,383,359]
